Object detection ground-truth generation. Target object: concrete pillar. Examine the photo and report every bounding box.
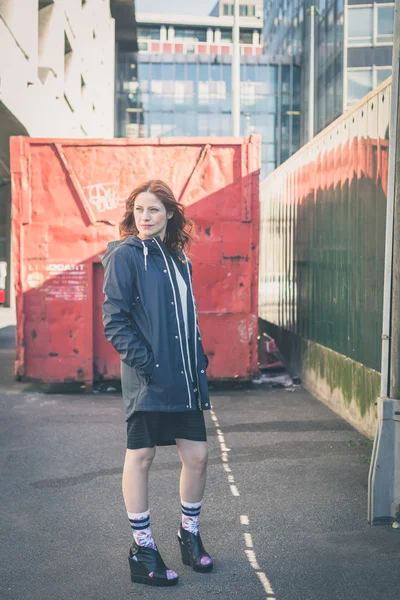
[207,28,213,43]
[215,28,222,43]
[168,26,174,42]
[160,26,167,42]
[252,30,260,45]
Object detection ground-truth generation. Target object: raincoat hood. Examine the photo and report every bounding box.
[103,235,184,273]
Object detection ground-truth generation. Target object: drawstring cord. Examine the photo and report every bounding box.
[142,242,148,271]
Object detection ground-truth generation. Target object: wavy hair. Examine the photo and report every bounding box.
[119,180,195,254]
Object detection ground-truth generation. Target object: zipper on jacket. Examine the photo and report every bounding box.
[153,238,193,408]
[183,253,202,407]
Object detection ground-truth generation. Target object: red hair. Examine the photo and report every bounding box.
[119,180,194,254]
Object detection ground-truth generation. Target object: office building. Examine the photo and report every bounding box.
[263,0,394,139]
[0,0,116,319]
[116,12,300,177]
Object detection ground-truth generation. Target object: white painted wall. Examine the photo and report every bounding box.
[0,0,115,138]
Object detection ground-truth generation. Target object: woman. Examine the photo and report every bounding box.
[102,180,212,587]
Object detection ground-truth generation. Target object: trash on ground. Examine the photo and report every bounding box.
[253,372,294,387]
[253,333,301,389]
[257,332,284,370]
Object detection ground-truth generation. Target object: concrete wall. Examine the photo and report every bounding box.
[0,0,115,324]
[259,319,379,439]
[0,0,115,138]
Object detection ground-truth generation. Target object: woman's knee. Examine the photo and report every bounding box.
[125,447,156,472]
[180,443,208,472]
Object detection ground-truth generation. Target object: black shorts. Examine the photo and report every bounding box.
[126,410,207,450]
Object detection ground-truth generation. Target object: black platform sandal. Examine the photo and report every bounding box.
[128,542,179,587]
[177,525,213,573]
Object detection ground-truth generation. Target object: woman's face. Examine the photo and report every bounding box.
[134,192,172,241]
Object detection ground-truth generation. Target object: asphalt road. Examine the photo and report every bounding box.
[0,383,399,600]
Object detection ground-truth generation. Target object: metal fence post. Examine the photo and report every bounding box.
[232,0,240,136]
[368,0,400,524]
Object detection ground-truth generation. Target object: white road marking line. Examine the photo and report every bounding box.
[256,572,275,595]
[245,550,261,570]
[211,409,278,599]
[230,484,240,496]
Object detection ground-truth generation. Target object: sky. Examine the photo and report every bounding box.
[135,0,217,17]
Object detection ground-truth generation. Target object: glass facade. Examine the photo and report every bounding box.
[263,0,344,140]
[263,0,393,138]
[116,52,300,177]
[346,2,394,107]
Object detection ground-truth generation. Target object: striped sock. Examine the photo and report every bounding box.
[128,510,178,581]
[128,510,157,550]
[181,499,202,536]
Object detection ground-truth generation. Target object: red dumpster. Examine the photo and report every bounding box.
[10,136,260,386]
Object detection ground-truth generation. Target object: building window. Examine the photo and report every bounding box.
[376,5,394,44]
[137,27,160,40]
[240,30,253,44]
[376,67,392,85]
[346,66,392,107]
[223,3,256,16]
[347,68,373,105]
[347,7,373,45]
[221,29,233,42]
[347,4,395,46]
[174,28,207,43]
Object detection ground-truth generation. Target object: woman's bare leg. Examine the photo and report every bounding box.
[122,447,156,512]
[176,439,212,567]
[176,439,208,502]
[123,446,178,581]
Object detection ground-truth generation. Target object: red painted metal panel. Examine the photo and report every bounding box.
[11,137,260,385]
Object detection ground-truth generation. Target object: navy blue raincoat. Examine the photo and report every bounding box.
[102,235,210,420]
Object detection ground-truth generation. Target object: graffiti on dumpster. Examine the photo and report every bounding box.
[83,182,127,213]
[26,263,88,301]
